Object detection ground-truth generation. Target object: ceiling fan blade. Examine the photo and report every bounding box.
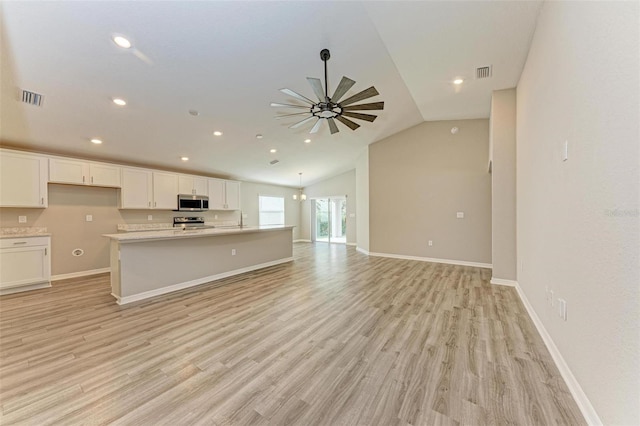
[342,101,384,111]
[289,115,317,129]
[270,102,310,109]
[342,111,377,122]
[327,118,339,134]
[331,76,356,103]
[335,115,360,131]
[307,78,326,101]
[280,88,315,105]
[339,86,379,106]
[309,118,323,134]
[274,112,311,120]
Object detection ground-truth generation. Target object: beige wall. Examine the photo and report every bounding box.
[299,170,356,244]
[490,89,517,281]
[369,119,491,264]
[516,1,639,424]
[1,180,299,276]
[355,148,370,252]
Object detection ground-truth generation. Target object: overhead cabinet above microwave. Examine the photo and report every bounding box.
[49,158,121,187]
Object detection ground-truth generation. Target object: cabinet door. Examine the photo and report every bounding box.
[152,172,179,210]
[225,180,241,210]
[0,151,48,207]
[49,158,87,184]
[207,178,226,210]
[0,246,49,288]
[90,163,121,187]
[121,168,153,209]
[193,177,208,196]
[178,176,195,195]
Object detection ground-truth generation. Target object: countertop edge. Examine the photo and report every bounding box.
[103,226,295,243]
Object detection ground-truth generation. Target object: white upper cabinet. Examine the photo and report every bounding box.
[152,172,179,210]
[178,175,208,196]
[50,158,120,187]
[0,150,48,208]
[208,178,241,210]
[120,167,153,209]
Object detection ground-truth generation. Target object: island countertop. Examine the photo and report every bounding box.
[103,225,294,243]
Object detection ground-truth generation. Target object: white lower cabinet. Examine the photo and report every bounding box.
[0,236,51,294]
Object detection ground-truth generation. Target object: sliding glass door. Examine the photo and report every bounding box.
[313,197,347,244]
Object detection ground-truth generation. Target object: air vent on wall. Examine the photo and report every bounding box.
[269,159,280,165]
[21,89,44,107]
[475,66,492,79]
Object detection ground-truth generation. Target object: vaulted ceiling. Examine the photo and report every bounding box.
[0,1,542,187]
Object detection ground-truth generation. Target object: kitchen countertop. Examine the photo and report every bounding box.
[0,227,51,239]
[104,225,294,243]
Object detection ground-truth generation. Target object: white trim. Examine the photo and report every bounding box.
[114,257,294,305]
[0,281,51,295]
[368,251,492,269]
[514,283,602,425]
[346,243,356,247]
[51,267,111,281]
[293,239,312,243]
[490,277,517,287]
[356,246,370,255]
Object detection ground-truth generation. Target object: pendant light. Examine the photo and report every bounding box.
[293,172,307,201]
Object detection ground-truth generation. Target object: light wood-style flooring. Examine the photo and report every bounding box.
[0,243,584,425]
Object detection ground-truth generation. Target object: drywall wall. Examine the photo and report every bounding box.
[355,147,370,252]
[239,180,301,240]
[516,1,639,424]
[299,170,356,244]
[0,181,299,276]
[490,89,517,281]
[369,119,491,264]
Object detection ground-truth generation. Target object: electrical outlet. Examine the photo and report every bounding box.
[147,215,153,221]
[231,249,236,256]
[18,216,27,223]
[214,214,218,220]
[456,212,464,219]
[558,298,567,320]
[428,240,433,246]
[85,215,93,222]
[349,213,356,218]
[242,214,248,219]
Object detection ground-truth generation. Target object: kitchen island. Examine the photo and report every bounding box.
[103,226,294,304]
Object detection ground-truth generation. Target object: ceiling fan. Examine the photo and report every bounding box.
[271,49,384,134]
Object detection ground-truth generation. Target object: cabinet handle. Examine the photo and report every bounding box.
[154,201,157,207]
[13,241,27,245]
[41,197,44,205]
[83,176,85,183]
[45,248,47,256]
[148,201,151,207]
[91,176,94,184]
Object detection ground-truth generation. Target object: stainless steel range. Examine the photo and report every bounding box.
[173,217,212,229]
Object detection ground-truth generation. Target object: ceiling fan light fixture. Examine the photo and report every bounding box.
[272,49,384,135]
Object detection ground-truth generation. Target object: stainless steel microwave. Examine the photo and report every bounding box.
[176,194,209,211]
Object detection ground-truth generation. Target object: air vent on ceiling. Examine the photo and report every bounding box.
[475,66,492,79]
[21,89,44,107]
[269,159,279,165]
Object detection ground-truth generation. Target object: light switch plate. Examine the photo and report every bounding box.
[86,215,93,222]
[456,212,464,219]
[147,215,153,221]
[18,216,27,223]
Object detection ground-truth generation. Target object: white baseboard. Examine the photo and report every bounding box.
[368,251,492,269]
[514,283,602,425]
[114,257,294,305]
[51,267,111,281]
[0,281,51,295]
[293,239,312,243]
[346,243,357,247]
[490,277,518,287]
[356,246,370,255]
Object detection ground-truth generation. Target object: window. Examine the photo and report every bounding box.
[259,195,285,226]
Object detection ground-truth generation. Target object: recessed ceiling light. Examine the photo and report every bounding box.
[453,78,464,85]
[256,134,263,139]
[112,98,127,106]
[181,156,189,161]
[213,131,223,136]
[90,138,103,144]
[270,149,277,153]
[112,36,132,49]
[304,139,311,143]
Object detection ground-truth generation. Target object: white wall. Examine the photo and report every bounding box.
[517,1,639,424]
[299,170,356,244]
[239,181,301,241]
[356,147,370,252]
